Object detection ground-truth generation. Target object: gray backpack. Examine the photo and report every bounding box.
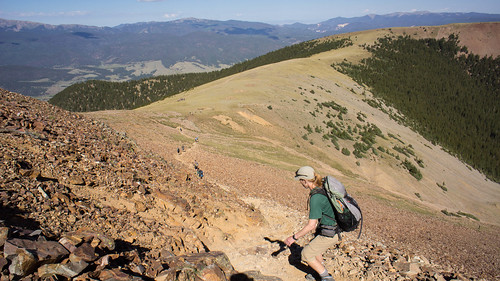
[322,176,363,238]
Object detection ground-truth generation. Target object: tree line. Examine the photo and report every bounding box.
[333,34,500,182]
[48,38,352,112]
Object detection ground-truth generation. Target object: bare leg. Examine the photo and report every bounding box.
[307,254,325,274]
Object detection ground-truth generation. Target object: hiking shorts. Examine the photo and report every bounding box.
[301,235,339,263]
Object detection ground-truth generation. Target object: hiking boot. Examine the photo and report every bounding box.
[305,273,316,281]
[320,275,335,281]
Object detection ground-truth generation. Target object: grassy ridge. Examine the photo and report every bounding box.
[49,31,500,182]
[48,38,352,112]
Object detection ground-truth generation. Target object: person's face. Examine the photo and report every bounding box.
[299,179,309,189]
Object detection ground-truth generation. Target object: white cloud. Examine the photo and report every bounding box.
[163,13,179,19]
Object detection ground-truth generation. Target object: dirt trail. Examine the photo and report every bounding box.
[172,128,314,280]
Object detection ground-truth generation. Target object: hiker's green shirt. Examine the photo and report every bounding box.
[309,187,336,226]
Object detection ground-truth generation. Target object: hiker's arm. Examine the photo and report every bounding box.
[284,219,318,246]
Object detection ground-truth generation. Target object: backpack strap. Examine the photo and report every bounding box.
[317,224,342,240]
[357,215,363,239]
[309,186,327,197]
[310,188,342,239]
[310,187,333,216]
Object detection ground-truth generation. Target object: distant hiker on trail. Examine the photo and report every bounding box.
[197,169,204,179]
[193,160,199,170]
[285,166,337,281]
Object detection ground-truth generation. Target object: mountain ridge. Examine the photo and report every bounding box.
[48,23,500,184]
[1,11,499,98]
[3,11,499,30]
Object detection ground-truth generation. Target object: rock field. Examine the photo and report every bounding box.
[1,88,499,280]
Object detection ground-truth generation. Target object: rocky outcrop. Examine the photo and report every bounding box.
[324,238,472,281]
[1,226,243,280]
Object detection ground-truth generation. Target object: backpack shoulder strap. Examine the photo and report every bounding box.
[310,187,327,197]
[309,187,337,222]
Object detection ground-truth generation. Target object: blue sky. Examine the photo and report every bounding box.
[1,0,500,27]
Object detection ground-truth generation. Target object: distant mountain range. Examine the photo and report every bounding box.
[1,11,499,99]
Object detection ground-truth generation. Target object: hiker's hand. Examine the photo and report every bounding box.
[284,236,295,246]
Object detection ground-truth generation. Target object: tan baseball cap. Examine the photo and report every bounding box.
[294,166,315,180]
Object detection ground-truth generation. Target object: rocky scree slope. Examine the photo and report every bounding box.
[0,88,498,281]
[0,89,269,280]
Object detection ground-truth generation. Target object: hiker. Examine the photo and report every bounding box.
[285,166,338,281]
